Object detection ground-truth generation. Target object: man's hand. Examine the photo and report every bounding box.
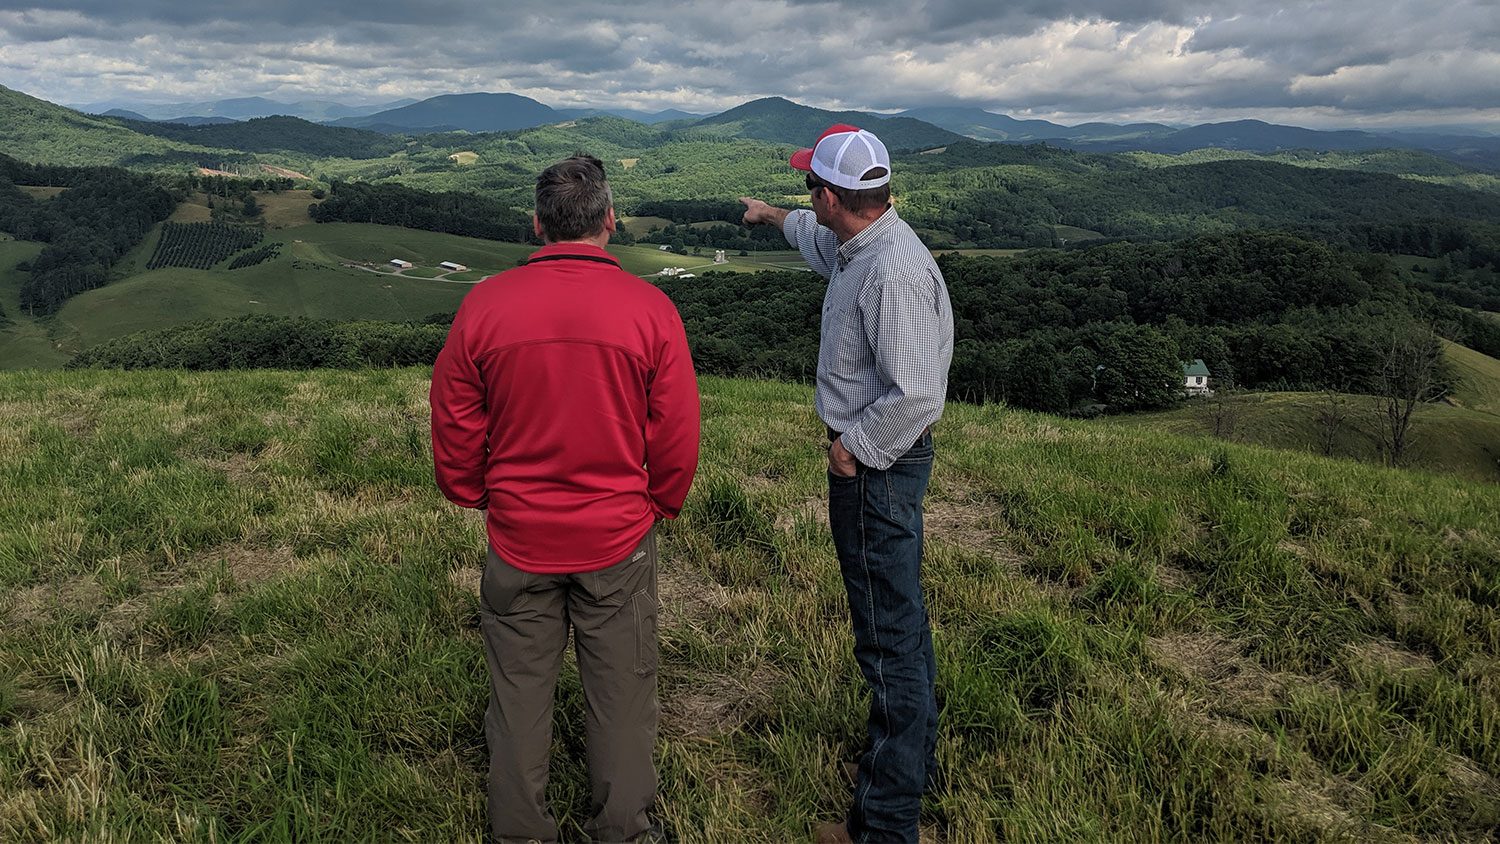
[740,196,790,229]
[828,436,857,478]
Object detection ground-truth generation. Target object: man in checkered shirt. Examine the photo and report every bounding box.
[741,124,954,844]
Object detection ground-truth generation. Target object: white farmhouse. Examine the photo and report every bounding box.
[1184,359,1213,396]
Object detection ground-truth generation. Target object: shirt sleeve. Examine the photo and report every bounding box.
[840,267,948,469]
[645,305,702,519]
[782,209,840,280]
[429,311,489,509]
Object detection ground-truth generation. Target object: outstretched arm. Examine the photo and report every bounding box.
[741,196,839,280]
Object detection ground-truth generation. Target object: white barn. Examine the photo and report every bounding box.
[389,259,413,269]
[439,261,468,272]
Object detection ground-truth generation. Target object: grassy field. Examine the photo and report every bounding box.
[618,215,673,236]
[1110,342,1500,484]
[15,186,66,201]
[0,240,68,370]
[1052,224,1106,243]
[169,191,320,229]
[1108,390,1500,484]
[1,369,1497,841]
[1447,340,1500,416]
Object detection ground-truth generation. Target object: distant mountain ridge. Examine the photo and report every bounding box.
[897,107,1176,143]
[687,97,964,150]
[329,92,560,132]
[23,83,1500,172]
[902,108,1500,170]
[74,96,419,123]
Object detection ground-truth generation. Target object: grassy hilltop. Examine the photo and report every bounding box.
[1,369,1497,841]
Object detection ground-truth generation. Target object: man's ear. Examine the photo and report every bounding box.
[532,214,544,240]
[604,207,617,233]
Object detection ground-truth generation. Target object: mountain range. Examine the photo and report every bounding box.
[71,96,420,123]
[21,84,1500,171]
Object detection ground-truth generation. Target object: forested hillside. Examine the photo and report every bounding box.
[0,155,175,315]
[659,232,1500,413]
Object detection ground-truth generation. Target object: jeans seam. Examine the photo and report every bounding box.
[856,468,889,829]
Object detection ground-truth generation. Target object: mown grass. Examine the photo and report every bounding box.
[1,369,1497,842]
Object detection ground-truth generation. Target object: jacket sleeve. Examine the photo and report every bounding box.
[645,306,701,519]
[429,313,489,509]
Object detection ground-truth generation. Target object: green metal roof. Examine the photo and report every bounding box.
[1183,359,1210,377]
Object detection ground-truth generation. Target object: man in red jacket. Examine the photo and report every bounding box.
[430,154,700,844]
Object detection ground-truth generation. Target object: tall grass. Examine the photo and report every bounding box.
[1,369,1496,841]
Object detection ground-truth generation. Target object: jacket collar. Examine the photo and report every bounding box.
[525,241,621,267]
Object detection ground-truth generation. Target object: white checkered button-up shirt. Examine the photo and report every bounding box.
[783,206,954,470]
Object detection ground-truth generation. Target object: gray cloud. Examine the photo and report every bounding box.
[0,0,1495,130]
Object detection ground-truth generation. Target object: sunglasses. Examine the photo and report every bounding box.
[805,173,829,194]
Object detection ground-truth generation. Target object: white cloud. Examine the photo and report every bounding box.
[0,0,1493,129]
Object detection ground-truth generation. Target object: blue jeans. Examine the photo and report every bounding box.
[828,431,937,843]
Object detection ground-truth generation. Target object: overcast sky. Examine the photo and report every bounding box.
[1,0,1497,130]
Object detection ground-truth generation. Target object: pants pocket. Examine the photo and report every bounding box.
[482,549,532,615]
[630,589,658,677]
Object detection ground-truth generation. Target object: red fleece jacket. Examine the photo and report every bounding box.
[429,242,701,574]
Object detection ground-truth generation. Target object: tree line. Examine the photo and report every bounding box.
[657,231,1488,413]
[0,154,175,315]
[310,181,534,242]
[69,315,448,370]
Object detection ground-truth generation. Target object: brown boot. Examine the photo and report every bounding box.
[814,821,854,843]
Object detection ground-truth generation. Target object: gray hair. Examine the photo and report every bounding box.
[534,154,613,242]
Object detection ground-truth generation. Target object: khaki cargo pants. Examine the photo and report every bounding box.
[479,528,659,844]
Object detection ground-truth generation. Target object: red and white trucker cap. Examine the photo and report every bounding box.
[789,124,892,190]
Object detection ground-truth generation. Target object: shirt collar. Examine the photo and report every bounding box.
[837,205,900,265]
[526,241,621,266]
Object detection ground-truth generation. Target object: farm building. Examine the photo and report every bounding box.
[714,250,727,263]
[389,259,413,269]
[658,245,671,251]
[1184,359,1212,396]
[658,267,688,277]
[439,261,468,272]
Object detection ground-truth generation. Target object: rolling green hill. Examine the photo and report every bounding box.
[687,96,964,150]
[1446,339,1500,415]
[1107,384,1500,483]
[0,84,222,167]
[0,218,807,363]
[0,370,1496,840]
[114,115,403,160]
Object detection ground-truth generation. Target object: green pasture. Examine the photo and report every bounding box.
[0,239,68,370]
[1052,224,1106,242]
[1108,387,1500,484]
[1447,339,1500,416]
[0,369,1496,841]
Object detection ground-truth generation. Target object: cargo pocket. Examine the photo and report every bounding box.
[631,588,658,677]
